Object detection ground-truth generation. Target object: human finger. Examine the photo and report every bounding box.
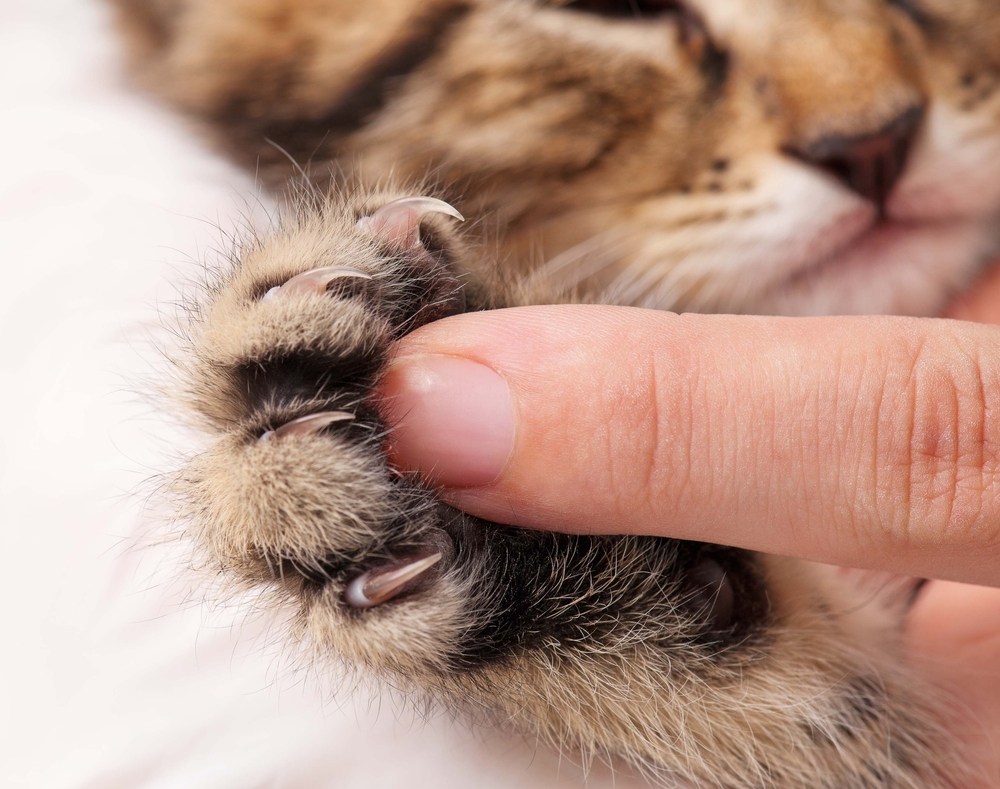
[947,257,1000,325]
[381,306,1000,586]
[908,581,1000,778]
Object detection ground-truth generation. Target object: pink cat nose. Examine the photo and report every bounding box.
[786,105,925,212]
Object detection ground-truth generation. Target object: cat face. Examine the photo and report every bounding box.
[110,2,993,782]
[339,0,1000,316]
[117,0,1000,316]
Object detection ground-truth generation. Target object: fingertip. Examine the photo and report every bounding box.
[381,354,515,489]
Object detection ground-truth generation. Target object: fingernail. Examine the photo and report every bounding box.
[381,355,514,488]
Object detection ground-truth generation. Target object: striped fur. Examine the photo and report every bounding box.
[111,2,1000,786]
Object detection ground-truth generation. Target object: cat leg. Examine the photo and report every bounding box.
[175,185,475,675]
[170,183,969,789]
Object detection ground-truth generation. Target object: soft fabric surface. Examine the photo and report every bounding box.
[0,2,655,786]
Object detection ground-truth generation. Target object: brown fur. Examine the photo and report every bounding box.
[115,0,1000,313]
[111,1,1000,787]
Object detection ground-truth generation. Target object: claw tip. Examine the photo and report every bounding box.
[345,553,442,609]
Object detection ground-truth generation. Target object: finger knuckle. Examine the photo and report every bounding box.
[901,337,1000,549]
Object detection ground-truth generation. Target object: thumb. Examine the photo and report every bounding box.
[380,305,1000,586]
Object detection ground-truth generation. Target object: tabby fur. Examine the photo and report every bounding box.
[111,0,1000,786]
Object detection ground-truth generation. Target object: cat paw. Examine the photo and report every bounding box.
[170,185,963,789]
[172,187,481,673]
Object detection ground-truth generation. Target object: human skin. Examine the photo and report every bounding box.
[380,263,1000,780]
[922,265,1000,781]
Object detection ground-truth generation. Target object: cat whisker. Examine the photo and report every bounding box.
[528,231,626,294]
[259,411,356,443]
[604,234,710,308]
[344,553,443,609]
[607,248,689,308]
[262,266,373,301]
[681,268,731,314]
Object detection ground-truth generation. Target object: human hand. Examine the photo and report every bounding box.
[381,297,1000,779]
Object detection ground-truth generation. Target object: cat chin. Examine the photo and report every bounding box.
[754,218,998,317]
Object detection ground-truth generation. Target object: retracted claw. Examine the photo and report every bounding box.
[259,411,356,443]
[356,196,464,248]
[262,266,373,301]
[344,553,443,609]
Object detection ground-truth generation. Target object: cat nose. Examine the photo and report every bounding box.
[786,106,924,210]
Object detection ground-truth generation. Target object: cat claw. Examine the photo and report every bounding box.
[259,411,356,442]
[262,266,373,301]
[344,553,443,609]
[357,197,464,248]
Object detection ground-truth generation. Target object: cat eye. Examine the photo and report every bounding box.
[558,0,722,75]
[885,0,927,24]
[558,0,688,19]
